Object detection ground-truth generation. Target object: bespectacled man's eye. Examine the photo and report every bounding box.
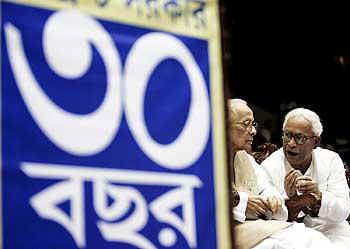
[242,120,251,127]
[294,134,307,144]
[283,131,292,139]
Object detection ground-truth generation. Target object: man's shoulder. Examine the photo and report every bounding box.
[314,147,339,159]
[260,148,285,174]
[235,150,252,165]
[313,147,345,175]
[262,148,284,164]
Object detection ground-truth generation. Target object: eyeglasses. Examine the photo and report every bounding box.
[235,121,258,131]
[281,131,316,145]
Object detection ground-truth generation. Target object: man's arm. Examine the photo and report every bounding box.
[233,191,274,222]
[317,154,350,222]
[232,191,248,223]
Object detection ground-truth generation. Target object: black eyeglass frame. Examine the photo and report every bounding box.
[235,121,259,131]
[281,131,317,145]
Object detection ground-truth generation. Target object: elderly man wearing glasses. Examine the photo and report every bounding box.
[261,107,350,249]
[228,100,337,249]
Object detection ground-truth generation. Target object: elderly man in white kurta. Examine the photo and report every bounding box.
[228,99,336,249]
[261,107,350,249]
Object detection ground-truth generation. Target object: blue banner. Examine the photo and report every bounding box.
[1,1,230,249]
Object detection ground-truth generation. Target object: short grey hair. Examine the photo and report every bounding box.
[283,108,323,136]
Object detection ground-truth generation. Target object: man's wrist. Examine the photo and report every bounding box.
[315,191,322,209]
[232,189,240,207]
[287,191,297,199]
[310,192,322,216]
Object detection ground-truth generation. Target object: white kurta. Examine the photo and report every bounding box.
[261,147,350,249]
[233,151,337,249]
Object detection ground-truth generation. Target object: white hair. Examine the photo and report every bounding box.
[227,98,247,111]
[283,108,323,136]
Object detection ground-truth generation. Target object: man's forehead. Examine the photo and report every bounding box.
[285,116,312,132]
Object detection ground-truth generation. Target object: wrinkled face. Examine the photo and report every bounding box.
[228,104,257,153]
[282,116,320,170]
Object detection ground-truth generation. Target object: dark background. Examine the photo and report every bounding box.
[225,4,350,164]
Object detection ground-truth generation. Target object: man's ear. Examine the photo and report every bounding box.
[314,136,321,149]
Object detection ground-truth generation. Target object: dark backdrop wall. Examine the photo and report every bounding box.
[227,3,350,164]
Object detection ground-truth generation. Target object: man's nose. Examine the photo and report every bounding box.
[287,137,297,147]
[250,126,257,136]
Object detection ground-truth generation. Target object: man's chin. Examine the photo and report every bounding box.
[286,155,300,165]
[244,143,252,153]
